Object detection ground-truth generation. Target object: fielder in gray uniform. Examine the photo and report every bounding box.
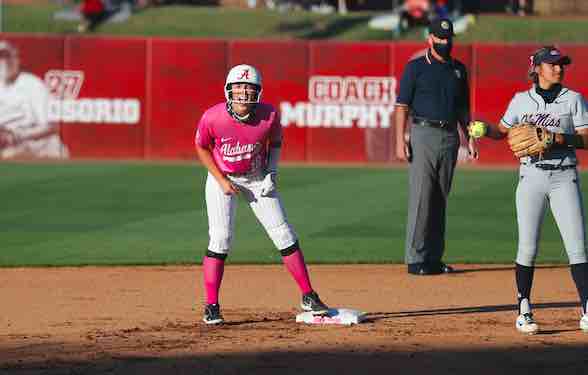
[478,46,588,334]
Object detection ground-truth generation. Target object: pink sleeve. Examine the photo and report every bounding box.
[269,110,283,144]
[195,111,213,148]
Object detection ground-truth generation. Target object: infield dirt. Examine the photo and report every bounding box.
[1,264,587,374]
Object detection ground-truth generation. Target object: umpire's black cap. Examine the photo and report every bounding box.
[428,18,455,39]
[531,46,571,66]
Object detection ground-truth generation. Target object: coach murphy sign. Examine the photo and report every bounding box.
[280,76,397,129]
[46,70,141,124]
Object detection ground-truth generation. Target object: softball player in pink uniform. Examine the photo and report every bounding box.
[195,64,329,325]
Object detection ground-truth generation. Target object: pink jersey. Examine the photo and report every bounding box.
[195,102,282,175]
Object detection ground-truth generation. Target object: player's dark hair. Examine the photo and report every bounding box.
[528,70,539,84]
[528,46,547,84]
[528,45,564,85]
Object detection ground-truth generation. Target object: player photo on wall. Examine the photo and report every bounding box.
[0,40,69,160]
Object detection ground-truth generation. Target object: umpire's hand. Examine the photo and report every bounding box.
[467,137,479,160]
[396,132,412,162]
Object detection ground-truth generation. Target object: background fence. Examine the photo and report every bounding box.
[3,33,588,165]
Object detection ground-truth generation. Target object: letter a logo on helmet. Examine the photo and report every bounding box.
[224,64,262,104]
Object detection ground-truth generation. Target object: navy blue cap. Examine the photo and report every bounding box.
[532,46,571,66]
[428,18,455,39]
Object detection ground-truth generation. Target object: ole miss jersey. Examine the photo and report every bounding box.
[501,86,588,165]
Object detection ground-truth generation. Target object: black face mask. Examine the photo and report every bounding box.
[433,40,453,60]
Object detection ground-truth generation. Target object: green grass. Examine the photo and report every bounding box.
[4,4,588,43]
[457,15,588,44]
[2,4,397,40]
[0,162,580,267]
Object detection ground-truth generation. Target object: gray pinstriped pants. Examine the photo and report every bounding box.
[405,124,459,265]
[515,164,588,266]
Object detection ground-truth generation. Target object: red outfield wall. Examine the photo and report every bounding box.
[2,34,588,165]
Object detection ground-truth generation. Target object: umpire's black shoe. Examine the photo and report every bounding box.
[408,262,455,275]
[408,263,442,275]
[301,291,329,315]
[203,303,224,325]
[439,262,455,274]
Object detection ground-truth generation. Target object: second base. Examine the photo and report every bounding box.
[296,308,367,325]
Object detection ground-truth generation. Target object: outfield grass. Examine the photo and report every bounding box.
[457,15,588,44]
[0,162,579,267]
[2,4,400,40]
[4,4,588,43]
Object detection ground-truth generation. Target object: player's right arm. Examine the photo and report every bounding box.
[485,122,509,140]
[483,94,519,140]
[195,113,239,195]
[196,144,239,195]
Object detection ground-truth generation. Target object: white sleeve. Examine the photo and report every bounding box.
[10,75,52,140]
[572,94,588,130]
[500,94,519,129]
[27,76,50,129]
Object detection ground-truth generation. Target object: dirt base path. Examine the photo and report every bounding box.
[1,264,587,374]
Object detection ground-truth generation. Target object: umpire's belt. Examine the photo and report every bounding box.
[532,163,576,171]
[413,118,455,129]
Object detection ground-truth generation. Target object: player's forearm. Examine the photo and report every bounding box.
[21,125,57,142]
[0,121,56,143]
[553,133,587,149]
[196,145,226,182]
[266,142,281,174]
[484,123,508,140]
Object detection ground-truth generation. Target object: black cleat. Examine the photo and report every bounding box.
[301,291,329,315]
[439,262,455,274]
[408,263,441,275]
[203,303,224,325]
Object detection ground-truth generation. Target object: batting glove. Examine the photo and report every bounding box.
[260,172,277,197]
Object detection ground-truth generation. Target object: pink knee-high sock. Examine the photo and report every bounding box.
[203,256,225,305]
[282,249,313,295]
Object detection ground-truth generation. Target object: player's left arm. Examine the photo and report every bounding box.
[553,95,588,148]
[266,111,283,174]
[260,111,282,197]
[553,129,588,148]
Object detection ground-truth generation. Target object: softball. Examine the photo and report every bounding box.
[469,121,487,139]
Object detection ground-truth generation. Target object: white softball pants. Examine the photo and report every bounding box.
[205,172,298,255]
[516,164,588,266]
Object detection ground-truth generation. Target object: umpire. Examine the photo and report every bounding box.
[395,18,478,275]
